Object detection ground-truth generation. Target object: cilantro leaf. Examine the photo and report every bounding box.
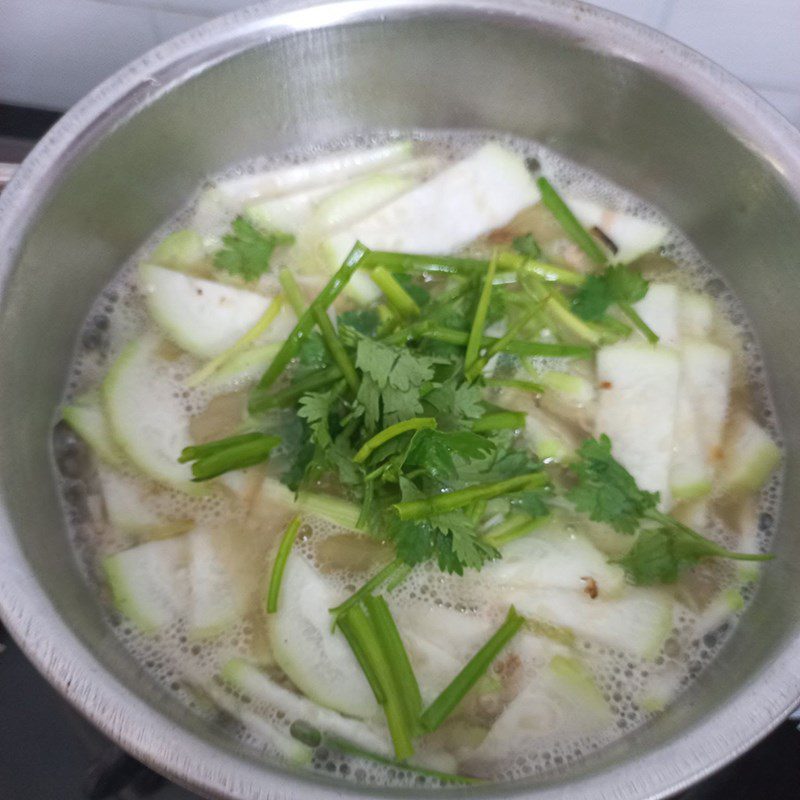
[393,272,431,307]
[388,512,499,575]
[338,308,381,337]
[572,265,649,321]
[617,527,723,585]
[425,378,484,425]
[512,233,541,259]
[566,435,659,533]
[297,390,335,448]
[214,217,294,281]
[510,490,550,518]
[355,338,436,429]
[405,429,495,482]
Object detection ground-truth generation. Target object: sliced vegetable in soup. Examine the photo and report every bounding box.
[56,136,781,786]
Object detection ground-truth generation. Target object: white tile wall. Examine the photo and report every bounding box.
[1,0,799,129]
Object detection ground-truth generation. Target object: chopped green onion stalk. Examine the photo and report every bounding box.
[354,417,437,464]
[265,516,302,613]
[420,606,524,732]
[249,365,342,414]
[465,252,498,375]
[364,594,423,734]
[498,251,586,287]
[537,177,608,266]
[363,250,487,275]
[370,266,421,318]
[178,433,280,481]
[329,559,404,623]
[336,611,387,705]
[340,604,415,760]
[471,411,527,433]
[484,377,546,394]
[618,301,659,344]
[278,267,359,392]
[417,324,593,359]
[394,473,548,520]
[483,515,547,548]
[253,242,369,395]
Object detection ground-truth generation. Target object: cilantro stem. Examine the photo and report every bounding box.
[341,604,415,760]
[465,252,498,375]
[385,562,413,592]
[254,242,368,393]
[278,268,306,315]
[364,594,423,733]
[354,417,437,464]
[186,297,285,387]
[329,559,404,623]
[484,377,546,394]
[288,721,483,784]
[178,433,280,481]
[537,177,608,266]
[295,491,361,530]
[466,301,544,382]
[265,516,301,613]
[419,325,593,359]
[523,276,603,346]
[249,365,342,413]
[471,411,527,433]
[644,510,773,562]
[618,301,659,344]
[370,266,421,318]
[483,515,546,548]
[278,267,359,392]
[394,473,548,520]
[419,606,524,732]
[363,251,487,275]
[498,251,586,287]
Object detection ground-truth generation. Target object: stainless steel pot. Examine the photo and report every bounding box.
[1,1,799,798]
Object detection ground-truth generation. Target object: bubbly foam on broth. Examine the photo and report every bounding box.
[55,130,782,787]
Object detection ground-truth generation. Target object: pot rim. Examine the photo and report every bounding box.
[1,2,800,799]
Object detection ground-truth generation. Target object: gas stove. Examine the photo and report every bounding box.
[0,103,797,800]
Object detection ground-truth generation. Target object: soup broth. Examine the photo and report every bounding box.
[54,132,782,786]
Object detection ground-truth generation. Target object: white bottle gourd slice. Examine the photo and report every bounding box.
[221,659,391,755]
[268,552,381,720]
[596,342,681,508]
[719,411,781,492]
[102,334,196,491]
[103,535,190,633]
[482,525,626,597]
[191,143,415,243]
[631,283,681,347]
[509,586,673,660]
[323,143,540,268]
[564,197,668,264]
[244,156,440,234]
[188,527,248,639]
[471,652,610,764]
[97,467,163,532]
[670,341,732,501]
[202,681,313,764]
[679,291,715,338]
[62,391,127,467]
[202,343,281,391]
[215,141,414,205]
[392,604,496,703]
[139,264,296,359]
